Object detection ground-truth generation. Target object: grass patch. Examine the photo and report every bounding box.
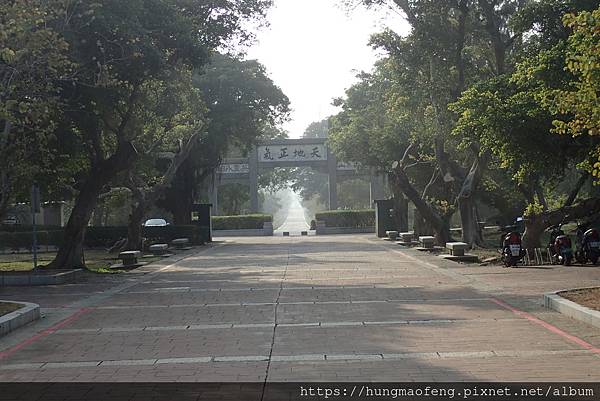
[0,250,160,273]
[0,254,56,271]
[0,302,22,317]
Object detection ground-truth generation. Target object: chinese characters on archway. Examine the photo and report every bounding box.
[259,144,327,163]
[217,163,250,174]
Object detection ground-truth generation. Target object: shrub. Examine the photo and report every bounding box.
[0,225,212,251]
[84,226,129,247]
[0,225,60,232]
[0,230,64,250]
[212,214,272,230]
[143,225,209,245]
[315,210,375,228]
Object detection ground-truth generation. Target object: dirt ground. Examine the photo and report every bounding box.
[560,287,600,311]
[0,302,22,317]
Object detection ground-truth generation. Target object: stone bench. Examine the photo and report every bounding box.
[386,231,398,241]
[148,243,169,256]
[118,251,141,266]
[419,236,435,249]
[446,242,468,256]
[171,238,190,250]
[399,232,414,243]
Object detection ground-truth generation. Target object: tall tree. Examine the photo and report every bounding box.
[0,0,73,222]
[451,1,600,249]
[43,0,271,268]
[542,7,600,181]
[123,68,207,250]
[160,54,290,223]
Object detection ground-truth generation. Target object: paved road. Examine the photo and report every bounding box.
[274,194,310,234]
[1,235,600,382]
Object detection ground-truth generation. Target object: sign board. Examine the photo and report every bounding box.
[217,163,249,174]
[337,161,360,171]
[258,144,327,163]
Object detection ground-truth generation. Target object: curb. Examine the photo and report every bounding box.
[544,288,600,329]
[0,301,40,337]
[0,269,82,286]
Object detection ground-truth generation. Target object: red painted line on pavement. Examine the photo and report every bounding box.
[491,298,600,355]
[0,307,91,361]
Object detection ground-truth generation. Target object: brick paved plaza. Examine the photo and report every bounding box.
[1,235,600,382]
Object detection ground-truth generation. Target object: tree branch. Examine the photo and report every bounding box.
[563,172,590,208]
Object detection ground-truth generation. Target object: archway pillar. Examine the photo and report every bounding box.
[327,147,338,210]
[210,172,219,216]
[249,147,259,213]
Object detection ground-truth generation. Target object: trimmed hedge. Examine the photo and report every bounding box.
[84,226,128,247]
[0,230,64,250]
[212,214,272,230]
[143,225,209,245]
[0,225,61,232]
[315,210,375,228]
[0,225,211,249]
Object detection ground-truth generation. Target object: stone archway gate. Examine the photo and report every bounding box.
[210,138,385,215]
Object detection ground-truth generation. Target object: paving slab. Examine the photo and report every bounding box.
[1,235,600,384]
[63,304,276,330]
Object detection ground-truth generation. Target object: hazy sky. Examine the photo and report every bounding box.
[245,0,410,138]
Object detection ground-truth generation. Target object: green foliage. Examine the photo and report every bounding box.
[160,54,290,222]
[542,7,600,181]
[193,54,290,153]
[315,210,375,228]
[524,202,547,217]
[303,119,330,139]
[329,63,411,171]
[290,118,330,205]
[218,183,251,216]
[0,0,74,212]
[211,214,272,230]
[450,75,575,185]
[450,2,600,216]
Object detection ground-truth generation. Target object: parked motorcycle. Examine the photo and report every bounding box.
[548,225,573,266]
[575,223,600,265]
[501,231,525,267]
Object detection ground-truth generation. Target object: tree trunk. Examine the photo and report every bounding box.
[125,134,200,245]
[522,215,546,251]
[457,153,489,247]
[45,176,105,268]
[92,203,105,226]
[46,142,137,269]
[126,186,145,251]
[160,160,195,225]
[413,209,434,237]
[0,173,10,224]
[391,167,451,245]
[477,0,508,76]
[391,184,409,232]
[459,197,483,248]
[522,197,600,251]
[535,182,548,211]
[564,173,590,207]
[0,120,12,223]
